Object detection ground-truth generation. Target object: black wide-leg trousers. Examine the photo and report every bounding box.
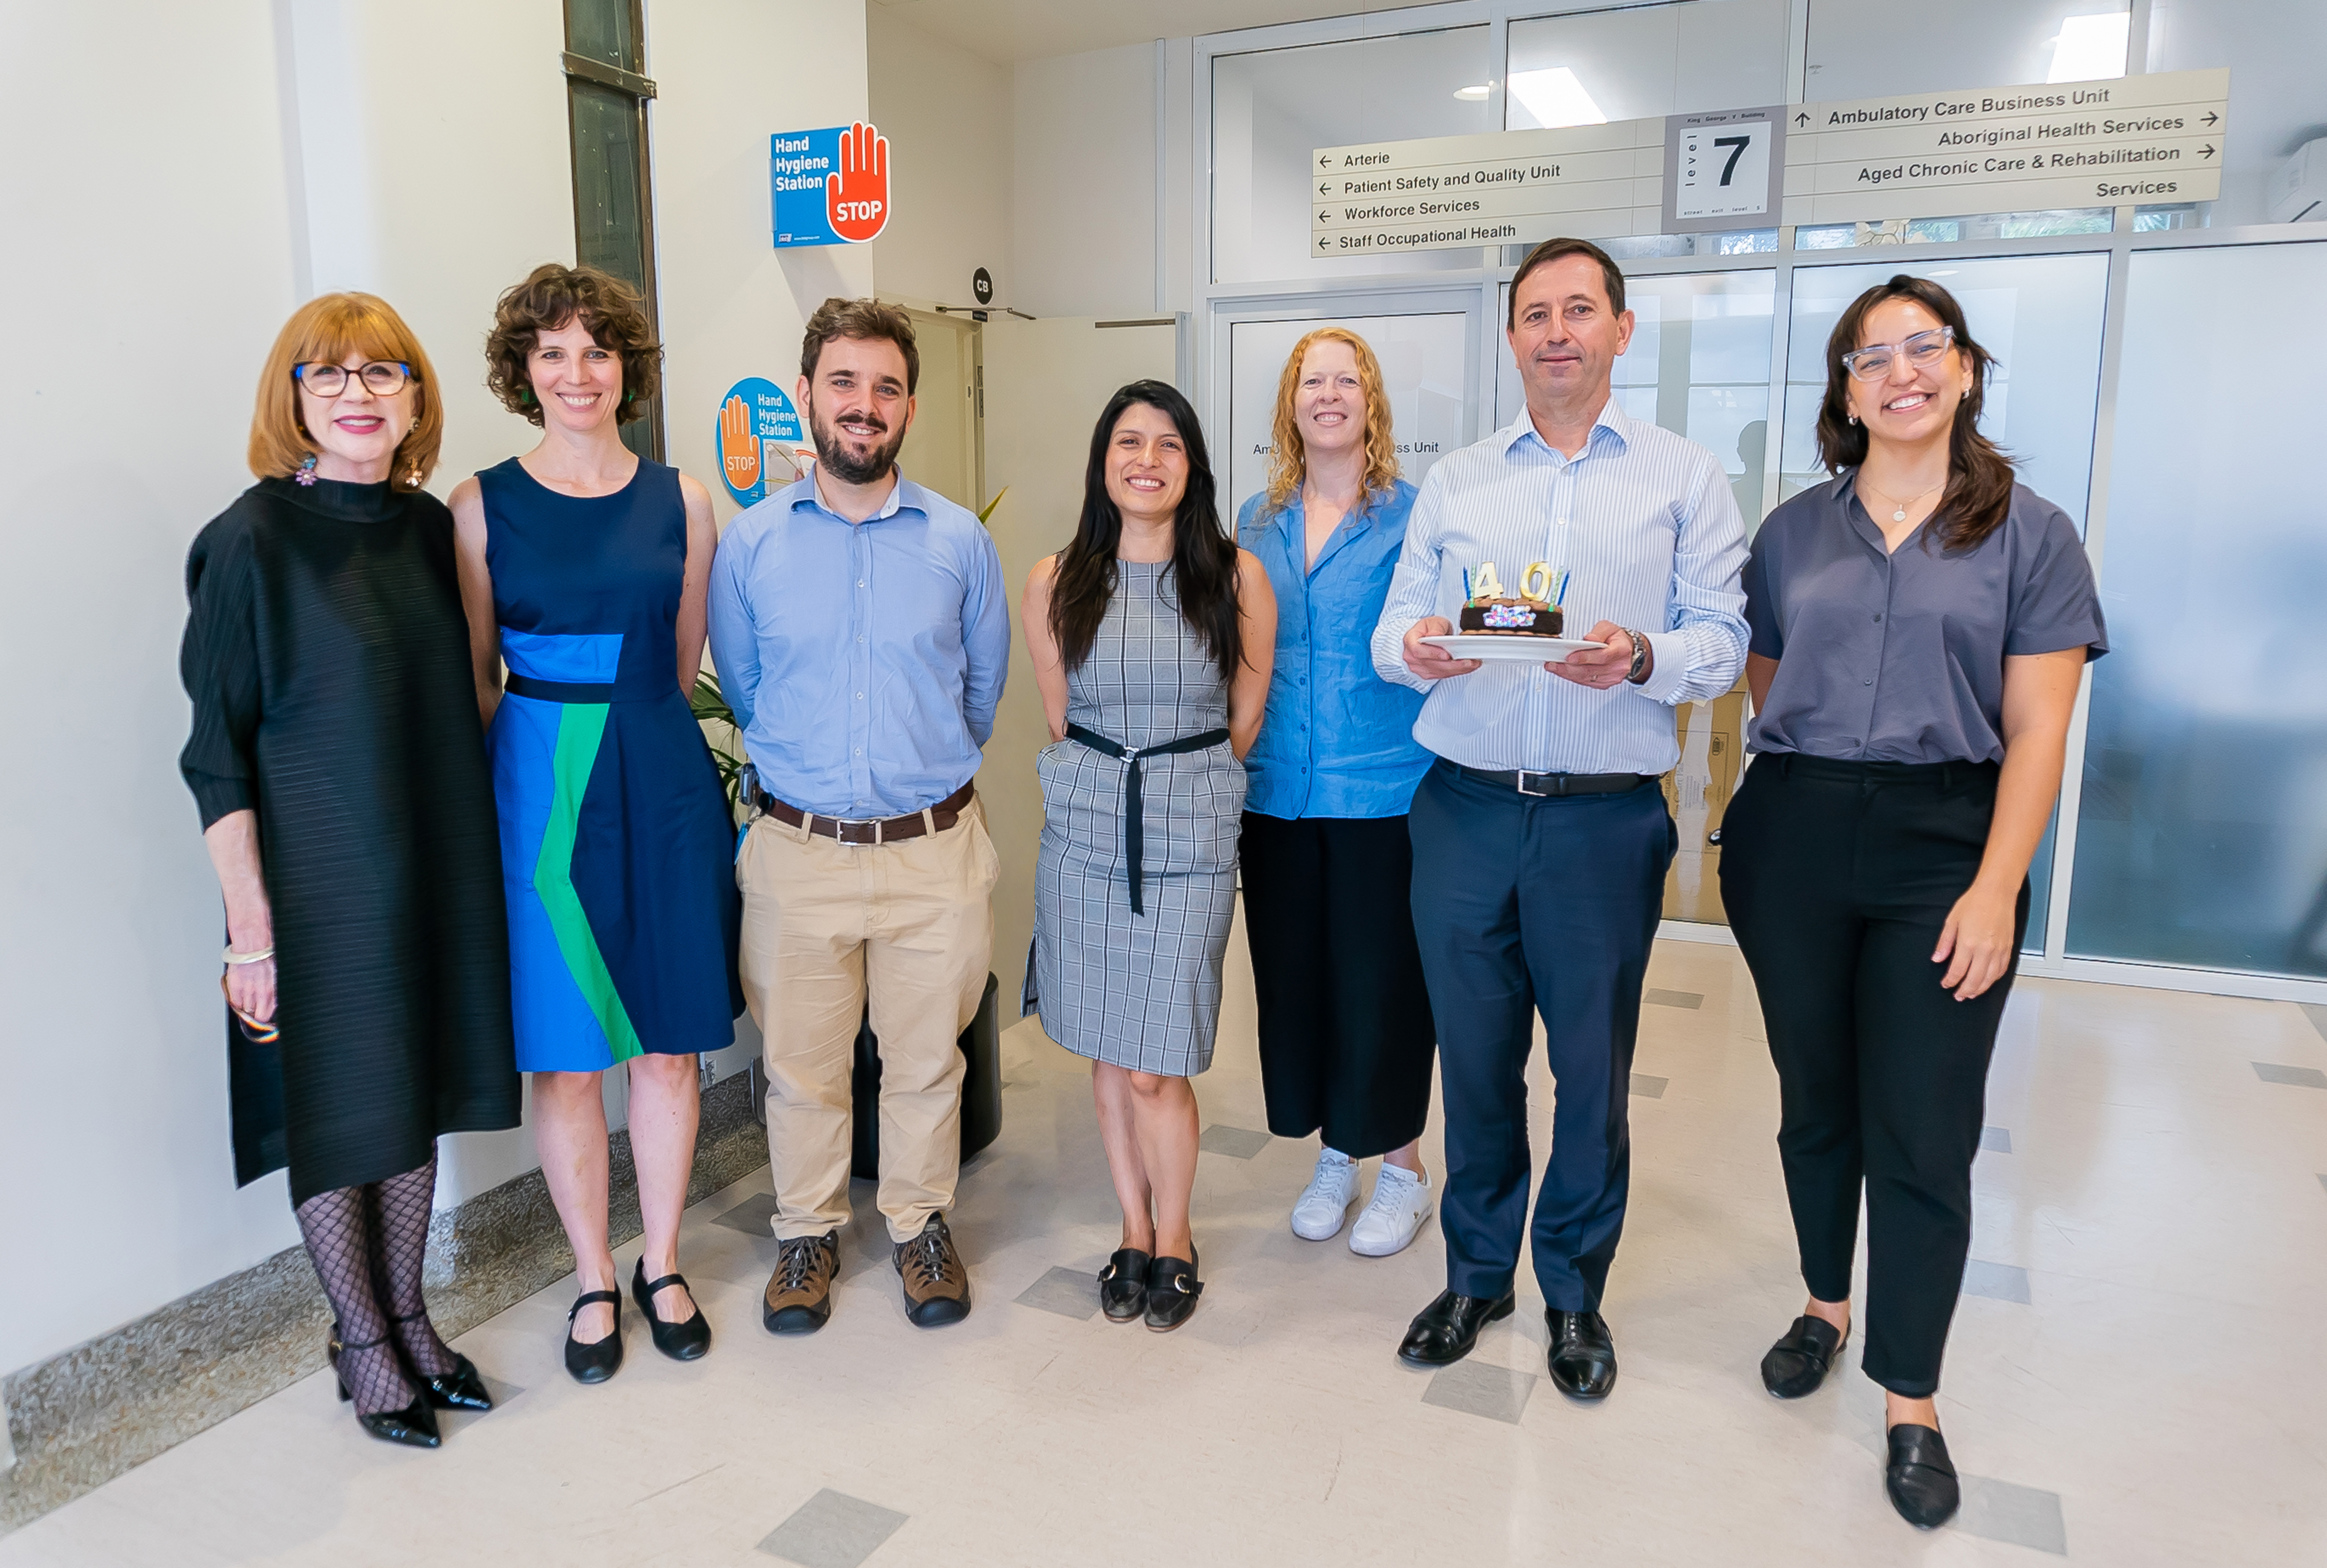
[1719,753,2025,1397]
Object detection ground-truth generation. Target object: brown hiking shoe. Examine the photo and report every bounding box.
[763,1230,840,1334]
[894,1214,971,1327]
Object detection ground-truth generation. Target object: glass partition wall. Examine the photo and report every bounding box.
[1193,1,2327,1002]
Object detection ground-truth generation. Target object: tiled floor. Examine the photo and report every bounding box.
[6,912,2326,1565]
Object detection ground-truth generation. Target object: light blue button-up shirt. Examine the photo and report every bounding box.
[1370,401,1748,775]
[1237,481,1432,819]
[708,473,1009,818]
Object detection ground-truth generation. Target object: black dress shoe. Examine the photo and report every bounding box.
[1396,1290,1515,1367]
[1885,1423,1961,1528]
[1760,1315,1846,1399]
[632,1258,713,1361]
[1545,1309,1618,1400]
[330,1332,442,1449]
[1098,1248,1150,1322]
[390,1313,493,1412]
[564,1288,624,1385]
[1143,1247,1202,1332]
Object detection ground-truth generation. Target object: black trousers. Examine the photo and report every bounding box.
[1718,754,2026,1397]
[1240,812,1436,1158]
[1409,762,1673,1309]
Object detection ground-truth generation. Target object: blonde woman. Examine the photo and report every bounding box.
[179,294,519,1448]
[1234,328,1436,1257]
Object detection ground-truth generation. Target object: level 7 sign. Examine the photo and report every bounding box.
[1666,106,1784,231]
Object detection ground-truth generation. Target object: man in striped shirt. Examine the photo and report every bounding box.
[1370,237,1748,1398]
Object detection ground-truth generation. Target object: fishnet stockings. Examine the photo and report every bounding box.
[294,1185,416,1415]
[368,1156,458,1378]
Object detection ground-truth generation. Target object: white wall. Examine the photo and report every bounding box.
[1011,44,1159,320]
[869,7,1014,312]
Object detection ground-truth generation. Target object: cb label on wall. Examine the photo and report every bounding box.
[771,121,891,248]
[715,378,805,506]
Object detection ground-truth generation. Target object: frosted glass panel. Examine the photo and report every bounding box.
[2066,241,2327,978]
[2147,0,2327,226]
[1504,0,1789,129]
[1225,312,1472,514]
[1804,0,2129,102]
[1212,28,1492,285]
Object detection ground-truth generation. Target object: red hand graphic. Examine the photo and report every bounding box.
[826,121,890,242]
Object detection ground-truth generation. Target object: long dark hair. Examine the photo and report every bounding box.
[1049,380,1244,677]
[1815,274,2014,550]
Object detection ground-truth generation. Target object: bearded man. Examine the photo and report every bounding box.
[708,297,1009,1334]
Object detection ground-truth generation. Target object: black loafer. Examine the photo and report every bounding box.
[1144,1248,1202,1332]
[564,1289,624,1385]
[1396,1289,1515,1367]
[1885,1423,1961,1528]
[1545,1309,1618,1400]
[1761,1315,1846,1399]
[1098,1248,1150,1322]
[632,1259,713,1361]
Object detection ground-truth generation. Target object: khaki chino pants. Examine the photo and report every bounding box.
[737,796,998,1244]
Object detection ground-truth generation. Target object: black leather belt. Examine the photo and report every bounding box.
[749,779,975,845]
[1065,723,1230,916]
[1454,762,1661,797]
[504,672,614,703]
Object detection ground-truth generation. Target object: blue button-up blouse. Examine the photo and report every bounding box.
[1236,480,1432,819]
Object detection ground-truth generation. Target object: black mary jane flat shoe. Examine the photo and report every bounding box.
[1885,1423,1961,1529]
[632,1258,713,1362]
[1143,1248,1202,1332]
[392,1313,493,1412]
[1098,1248,1151,1323]
[1761,1315,1847,1400]
[564,1288,625,1384]
[1396,1290,1515,1368]
[330,1331,442,1450]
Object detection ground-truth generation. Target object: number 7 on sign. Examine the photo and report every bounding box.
[1712,135,1750,185]
[827,121,891,242]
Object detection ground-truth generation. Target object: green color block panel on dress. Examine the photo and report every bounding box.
[535,702,645,1063]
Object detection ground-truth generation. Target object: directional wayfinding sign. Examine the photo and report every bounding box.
[1781,68,2228,225]
[1310,68,2228,258]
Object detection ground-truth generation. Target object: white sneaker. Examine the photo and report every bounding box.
[1289,1148,1359,1240]
[1349,1164,1433,1258]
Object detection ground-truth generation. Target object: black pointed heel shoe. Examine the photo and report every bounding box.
[1098,1248,1150,1322]
[328,1331,441,1449]
[390,1312,493,1411]
[632,1258,713,1361]
[1760,1315,1847,1400]
[564,1288,625,1384]
[1143,1247,1202,1332]
[1885,1423,1961,1528]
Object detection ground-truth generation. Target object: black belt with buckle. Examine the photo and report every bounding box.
[1454,763,1661,797]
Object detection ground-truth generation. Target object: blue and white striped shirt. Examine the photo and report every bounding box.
[1370,400,1749,775]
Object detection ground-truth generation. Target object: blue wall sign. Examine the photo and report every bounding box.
[771,122,892,249]
[714,377,804,507]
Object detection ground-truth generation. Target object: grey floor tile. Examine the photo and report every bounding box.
[1629,1074,1668,1099]
[2317,1173,2327,1196]
[757,1488,909,1568]
[1422,1361,1536,1425]
[1961,1260,2032,1304]
[1957,1475,2068,1556]
[2252,1062,2327,1088]
[1980,1126,2013,1153]
[1644,988,1703,1009]
[2299,1002,2327,1044]
[1199,1124,1270,1159]
[1014,1265,1099,1321]
[715,1193,781,1234]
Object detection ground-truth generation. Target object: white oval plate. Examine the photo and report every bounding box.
[1422,633,1608,663]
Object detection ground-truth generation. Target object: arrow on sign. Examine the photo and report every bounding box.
[1317,235,1331,251]
[1319,210,1330,222]
[1317,181,1331,195]
[2202,111,2219,126]
[1795,111,1809,128]
[1318,154,1330,168]
[2199,143,2217,159]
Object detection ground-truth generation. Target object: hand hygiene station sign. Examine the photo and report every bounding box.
[1311,68,2228,256]
[714,378,804,507]
[772,121,892,248]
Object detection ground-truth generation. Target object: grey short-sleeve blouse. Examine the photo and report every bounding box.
[1742,476,2107,765]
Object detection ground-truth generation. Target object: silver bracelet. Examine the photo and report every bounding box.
[223,945,276,966]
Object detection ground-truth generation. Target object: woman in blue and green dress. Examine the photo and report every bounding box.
[451,263,741,1383]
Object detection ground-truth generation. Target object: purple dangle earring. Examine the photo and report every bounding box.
[295,452,319,487]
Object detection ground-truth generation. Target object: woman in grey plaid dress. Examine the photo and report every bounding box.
[1023,381,1275,1331]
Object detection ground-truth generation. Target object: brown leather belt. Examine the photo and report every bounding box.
[750,779,975,845]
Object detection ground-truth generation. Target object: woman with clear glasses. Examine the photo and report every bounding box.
[179,293,520,1449]
[1717,275,2106,1529]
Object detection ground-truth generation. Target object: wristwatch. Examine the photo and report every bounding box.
[1623,628,1653,685]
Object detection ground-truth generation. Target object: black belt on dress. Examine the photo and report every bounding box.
[505,672,615,703]
[1065,723,1230,916]
[1451,761,1661,797]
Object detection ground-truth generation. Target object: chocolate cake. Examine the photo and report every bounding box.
[1458,598,1564,636]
